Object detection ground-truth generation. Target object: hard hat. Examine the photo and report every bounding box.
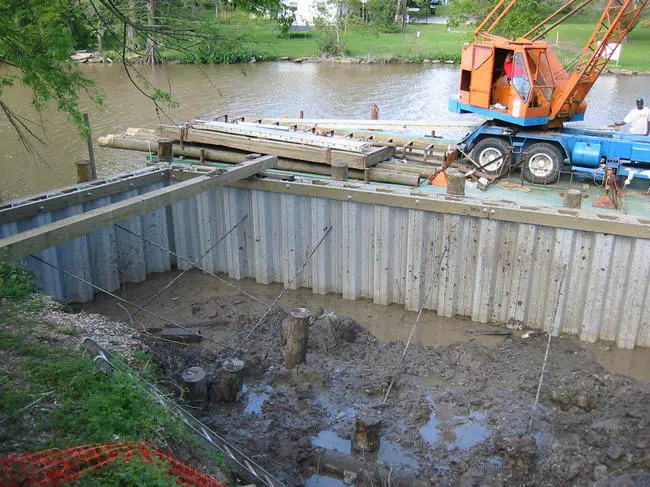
[636,97,644,103]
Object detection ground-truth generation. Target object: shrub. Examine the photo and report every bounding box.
[0,262,36,300]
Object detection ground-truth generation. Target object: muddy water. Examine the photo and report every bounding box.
[2,62,649,200]
[86,269,650,382]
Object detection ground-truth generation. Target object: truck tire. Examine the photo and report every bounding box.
[522,143,563,184]
[471,137,510,176]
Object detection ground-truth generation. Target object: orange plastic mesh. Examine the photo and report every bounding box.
[0,441,226,487]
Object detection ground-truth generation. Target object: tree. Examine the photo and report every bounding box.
[447,0,554,39]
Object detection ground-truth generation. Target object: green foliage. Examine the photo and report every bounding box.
[0,262,36,300]
[276,8,297,39]
[74,455,181,487]
[447,0,552,38]
[178,21,258,63]
[319,28,347,56]
[0,0,100,138]
[369,0,401,33]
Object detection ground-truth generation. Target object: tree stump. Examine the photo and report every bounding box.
[351,409,381,453]
[158,139,173,162]
[332,162,348,181]
[182,366,207,406]
[563,188,583,208]
[446,168,465,195]
[284,307,311,369]
[220,359,244,403]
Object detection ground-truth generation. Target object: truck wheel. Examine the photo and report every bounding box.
[523,143,563,184]
[471,137,510,175]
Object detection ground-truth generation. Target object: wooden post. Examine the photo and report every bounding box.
[352,409,381,453]
[284,307,310,369]
[76,160,93,183]
[199,149,205,164]
[563,188,583,208]
[300,110,304,119]
[158,139,173,162]
[370,104,379,120]
[446,167,465,195]
[83,114,97,179]
[331,162,348,181]
[220,359,244,402]
[182,366,207,405]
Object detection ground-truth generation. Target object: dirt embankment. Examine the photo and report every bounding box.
[144,303,650,487]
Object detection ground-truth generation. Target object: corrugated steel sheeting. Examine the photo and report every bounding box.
[2,176,649,349]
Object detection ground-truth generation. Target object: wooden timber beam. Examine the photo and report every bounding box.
[0,168,170,225]
[0,156,277,262]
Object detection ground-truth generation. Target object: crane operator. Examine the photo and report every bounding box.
[609,98,650,135]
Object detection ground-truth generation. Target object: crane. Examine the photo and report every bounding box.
[447,0,650,185]
[453,0,648,128]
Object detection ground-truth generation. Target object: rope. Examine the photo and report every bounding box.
[29,255,236,352]
[382,245,450,404]
[126,214,249,320]
[528,265,567,433]
[237,225,334,351]
[114,224,266,305]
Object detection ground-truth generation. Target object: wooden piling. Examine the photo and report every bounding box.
[563,189,583,208]
[158,139,174,162]
[370,104,379,120]
[446,167,465,195]
[351,409,381,453]
[220,359,244,402]
[83,113,97,179]
[76,160,93,183]
[182,366,207,405]
[331,162,348,181]
[284,307,310,369]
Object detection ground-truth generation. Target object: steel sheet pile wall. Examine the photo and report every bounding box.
[0,170,172,301]
[169,182,650,349]
[3,170,650,349]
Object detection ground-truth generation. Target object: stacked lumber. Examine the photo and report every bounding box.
[156,120,391,170]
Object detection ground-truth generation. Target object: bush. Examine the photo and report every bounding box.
[178,22,258,63]
[0,262,36,300]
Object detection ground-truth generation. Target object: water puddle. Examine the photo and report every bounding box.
[243,385,272,416]
[418,374,450,387]
[312,430,351,455]
[449,422,489,450]
[420,406,489,451]
[419,410,440,446]
[305,474,348,487]
[378,439,419,469]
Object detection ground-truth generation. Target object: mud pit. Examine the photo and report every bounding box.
[86,270,650,487]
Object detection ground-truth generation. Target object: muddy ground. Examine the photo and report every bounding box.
[86,270,650,487]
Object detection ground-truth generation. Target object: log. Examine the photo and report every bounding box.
[182,366,207,405]
[351,409,381,453]
[284,307,311,369]
[97,134,422,186]
[220,358,244,402]
[158,327,202,343]
[563,188,583,208]
[446,167,466,195]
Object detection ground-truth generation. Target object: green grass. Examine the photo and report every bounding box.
[0,292,225,483]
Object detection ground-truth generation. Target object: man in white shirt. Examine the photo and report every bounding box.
[609,98,650,135]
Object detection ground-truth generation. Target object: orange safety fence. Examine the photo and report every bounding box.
[0,441,227,487]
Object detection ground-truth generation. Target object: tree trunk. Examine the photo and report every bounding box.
[143,0,158,64]
[127,0,139,53]
[97,31,104,55]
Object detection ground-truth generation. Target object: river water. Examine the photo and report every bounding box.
[1,61,649,200]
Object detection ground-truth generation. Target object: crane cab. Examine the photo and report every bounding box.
[450,41,586,128]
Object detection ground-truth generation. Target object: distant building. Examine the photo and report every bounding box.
[282,0,346,26]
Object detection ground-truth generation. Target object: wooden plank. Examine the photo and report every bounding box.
[0,168,170,225]
[156,125,390,169]
[0,156,277,263]
[225,178,650,240]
